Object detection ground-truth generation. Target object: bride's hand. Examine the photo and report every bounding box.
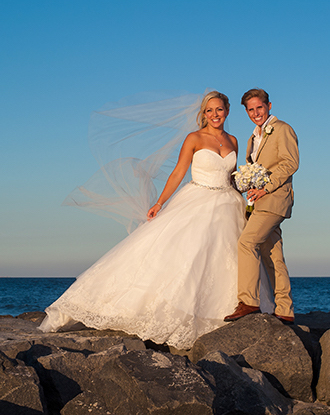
[147,204,162,220]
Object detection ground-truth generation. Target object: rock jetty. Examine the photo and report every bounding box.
[1,311,330,414]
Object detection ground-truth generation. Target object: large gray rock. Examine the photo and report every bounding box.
[0,314,146,361]
[1,311,330,414]
[37,344,126,414]
[316,330,330,404]
[0,316,42,342]
[191,313,313,402]
[0,350,47,414]
[37,347,216,415]
[198,350,293,415]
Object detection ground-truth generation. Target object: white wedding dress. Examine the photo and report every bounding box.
[39,149,274,349]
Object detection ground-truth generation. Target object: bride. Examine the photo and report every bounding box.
[39,91,274,349]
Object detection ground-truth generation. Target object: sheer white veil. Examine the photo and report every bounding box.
[63,91,204,233]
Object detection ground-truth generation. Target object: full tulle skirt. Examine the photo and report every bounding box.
[39,183,274,349]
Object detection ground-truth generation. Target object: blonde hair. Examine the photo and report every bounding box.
[197,91,230,129]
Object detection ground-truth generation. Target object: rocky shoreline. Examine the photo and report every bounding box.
[1,311,330,414]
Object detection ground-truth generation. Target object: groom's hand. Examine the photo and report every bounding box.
[247,188,267,202]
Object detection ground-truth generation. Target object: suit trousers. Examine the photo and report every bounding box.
[237,210,294,317]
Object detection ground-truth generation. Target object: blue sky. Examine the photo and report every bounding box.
[1,0,329,277]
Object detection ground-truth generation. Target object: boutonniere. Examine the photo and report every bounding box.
[263,124,274,138]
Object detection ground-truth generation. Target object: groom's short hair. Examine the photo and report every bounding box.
[241,88,269,108]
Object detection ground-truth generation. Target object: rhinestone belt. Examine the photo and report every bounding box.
[190,180,232,191]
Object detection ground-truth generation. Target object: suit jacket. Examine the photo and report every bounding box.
[246,116,299,218]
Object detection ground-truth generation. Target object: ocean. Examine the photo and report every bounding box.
[0,277,329,317]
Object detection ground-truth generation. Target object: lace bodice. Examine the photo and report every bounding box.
[191,149,236,188]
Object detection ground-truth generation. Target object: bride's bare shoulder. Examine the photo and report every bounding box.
[183,130,202,147]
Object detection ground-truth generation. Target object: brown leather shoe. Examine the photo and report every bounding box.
[224,302,261,322]
[275,314,295,325]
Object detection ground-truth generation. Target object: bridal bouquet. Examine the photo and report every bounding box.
[232,162,271,192]
[232,163,271,215]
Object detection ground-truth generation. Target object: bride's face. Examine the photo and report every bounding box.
[204,98,228,128]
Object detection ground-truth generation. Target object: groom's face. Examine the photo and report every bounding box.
[245,97,272,127]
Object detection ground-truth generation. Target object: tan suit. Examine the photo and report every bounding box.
[238,116,299,317]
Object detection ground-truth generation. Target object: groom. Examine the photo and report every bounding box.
[224,88,299,324]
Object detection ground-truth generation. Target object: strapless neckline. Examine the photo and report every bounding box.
[191,148,236,189]
[194,149,235,159]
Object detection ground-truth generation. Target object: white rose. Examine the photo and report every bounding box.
[264,125,274,135]
[243,172,252,180]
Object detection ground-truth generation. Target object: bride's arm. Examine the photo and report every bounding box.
[147,133,197,219]
[229,134,239,188]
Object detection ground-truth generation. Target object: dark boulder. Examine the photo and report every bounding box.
[191,313,313,402]
[316,329,330,405]
[198,350,293,415]
[38,347,216,415]
[1,311,330,414]
[0,350,47,414]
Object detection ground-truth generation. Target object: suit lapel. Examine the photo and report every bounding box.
[254,117,277,162]
[255,135,269,162]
